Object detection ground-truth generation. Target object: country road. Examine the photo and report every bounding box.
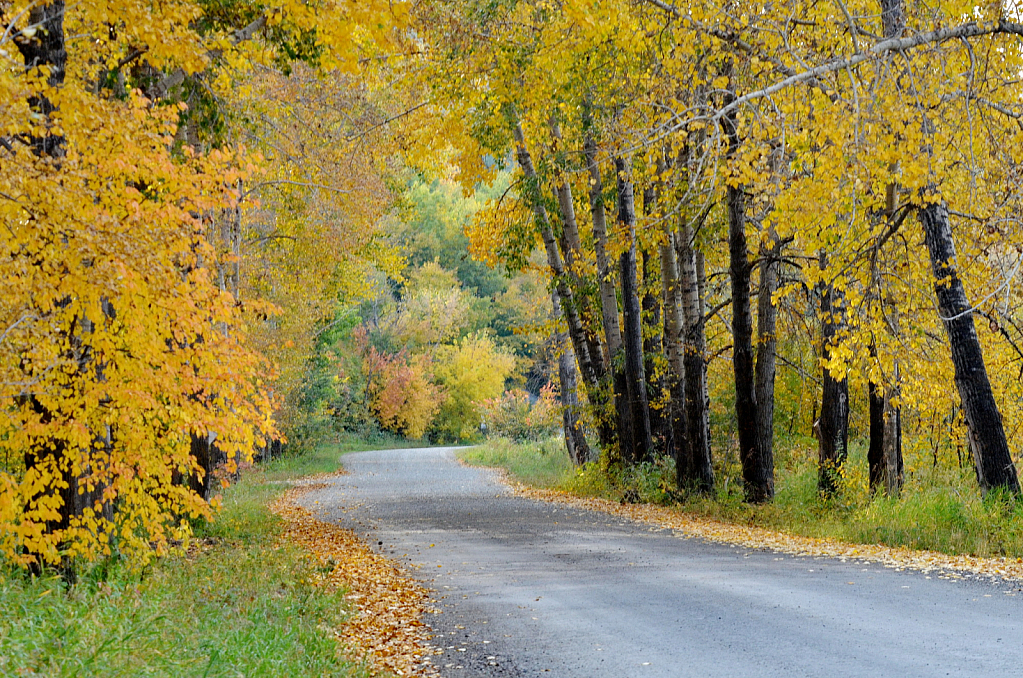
[299,447,1023,678]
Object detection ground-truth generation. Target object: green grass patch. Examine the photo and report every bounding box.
[463,435,1023,559]
[0,432,417,677]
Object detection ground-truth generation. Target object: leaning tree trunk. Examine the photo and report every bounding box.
[511,119,600,390]
[723,102,771,503]
[919,201,1020,495]
[754,234,780,495]
[818,279,849,496]
[550,118,606,374]
[616,157,654,464]
[678,222,714,492]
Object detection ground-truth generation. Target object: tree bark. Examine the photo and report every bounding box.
[818,281,849,496]
[868,374,885,491]
[678,224,714,492]
[882,374,904,495]
[869,347,904,496]
[550,118,605,372]
[661,231,687,470]
[723,103,771,503]
[583,110,633,464]
[553,293,591,464]
[616,157,654,464]
[642,247,665,450]
[919,201,1020,495]
[754,235,780,493]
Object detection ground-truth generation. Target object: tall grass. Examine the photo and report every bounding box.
[463,435,1023,558]
[0,435,413,677]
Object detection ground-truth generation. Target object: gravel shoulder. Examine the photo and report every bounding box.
[301,446,1023,678]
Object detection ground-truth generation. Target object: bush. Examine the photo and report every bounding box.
[479,385,560,442]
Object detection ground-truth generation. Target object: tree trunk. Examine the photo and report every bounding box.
[558,337,591,465]
[868,375,885,491]
[642,247,665,450]
[616,157,653,464]
[869,351,904,496]
[754,235,779,494]
[818,281,849,496]
[661,231,687,471]
[678,224,714,492]
[882,374,904,495]
[511,120,601,390]
[550,118,606,372]
[583,112,632,463]
[919,201,1020,495]
[724,103,771,502]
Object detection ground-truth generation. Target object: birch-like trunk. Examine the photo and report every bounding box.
[678,224,714,492]
[555,293,592,465]
[550,118,606,373]
[511,120,600,390]
[661,231,687,469]
[583,111,632,462]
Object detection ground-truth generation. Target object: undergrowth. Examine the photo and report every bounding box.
[462,435,1023,559]
[0,433,414,677]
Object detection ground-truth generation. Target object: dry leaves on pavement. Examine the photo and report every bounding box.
[508,481,1023,584]
[271,485,441,677]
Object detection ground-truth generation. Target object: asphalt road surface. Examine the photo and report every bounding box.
[300,446,1023,678]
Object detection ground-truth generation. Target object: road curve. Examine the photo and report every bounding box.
[300,446,1023,678]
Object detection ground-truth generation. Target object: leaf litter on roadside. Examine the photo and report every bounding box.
[507,481,1023,584]
[271,485,442,677]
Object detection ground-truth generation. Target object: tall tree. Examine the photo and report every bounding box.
[616,157,654,463]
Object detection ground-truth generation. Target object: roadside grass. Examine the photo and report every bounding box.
[0,432,419,678]
[462,435,1023,559]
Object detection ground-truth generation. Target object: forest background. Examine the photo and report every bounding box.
[4,0,1023,602]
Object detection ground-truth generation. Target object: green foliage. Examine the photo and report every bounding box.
[0,442,381,678]
[398,176,510,298]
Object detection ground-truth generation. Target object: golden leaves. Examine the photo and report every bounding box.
[512,483,1023,583]
[272,488,441,677]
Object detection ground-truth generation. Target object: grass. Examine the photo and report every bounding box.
[0,431,417,678]
[462,435,1023,559]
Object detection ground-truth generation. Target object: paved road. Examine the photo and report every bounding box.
[301,447,1023,677]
